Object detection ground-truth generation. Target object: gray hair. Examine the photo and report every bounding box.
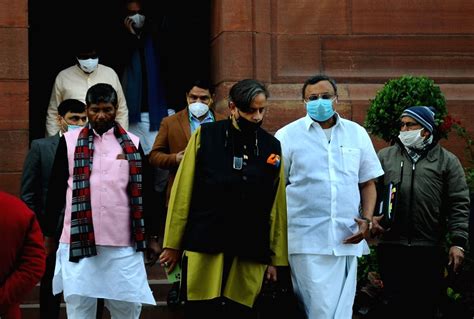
[228,79,269,113]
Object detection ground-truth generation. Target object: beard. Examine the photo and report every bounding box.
[92,120,114,135]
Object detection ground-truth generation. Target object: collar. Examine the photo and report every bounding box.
[425,142,440,162]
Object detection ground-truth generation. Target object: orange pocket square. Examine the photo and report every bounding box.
[266,154,280,167]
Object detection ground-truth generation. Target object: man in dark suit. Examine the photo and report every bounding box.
[149,79,226,206]
[20,99,86,319]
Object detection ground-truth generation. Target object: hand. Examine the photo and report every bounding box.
[175,151,185,164]
[448,246,465,274]
[371,215,386,237]
[265,265,278,282]
[145,237,162,266]
[123,17,136,35]
[159,248,181,274]
[343,217,370,244]
[44,236,57,256]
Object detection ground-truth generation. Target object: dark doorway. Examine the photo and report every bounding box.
[28,0,211,141]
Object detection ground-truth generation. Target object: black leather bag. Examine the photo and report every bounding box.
[254,266,305,319]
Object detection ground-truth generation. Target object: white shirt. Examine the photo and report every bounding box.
[45,64,129,136]
[275,113,384,256]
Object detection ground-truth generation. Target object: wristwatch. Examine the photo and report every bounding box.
[361,217,373,230]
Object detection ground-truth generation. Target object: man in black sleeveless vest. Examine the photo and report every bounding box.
[159,79,288,318]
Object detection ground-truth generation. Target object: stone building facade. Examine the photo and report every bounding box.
[1,0,474,194]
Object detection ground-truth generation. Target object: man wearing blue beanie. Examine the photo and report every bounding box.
[373,105,470,319]
[401,106,436,133]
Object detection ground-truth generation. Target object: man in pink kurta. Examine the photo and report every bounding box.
[44,83,160,319]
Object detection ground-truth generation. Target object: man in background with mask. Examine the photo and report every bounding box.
[119,2,172,273]
[120,0,169,155]
[45,43,128,137]
[21,99,86,319]
[274,74,383,318]
[149,79,225,207]
[373,106,469,319]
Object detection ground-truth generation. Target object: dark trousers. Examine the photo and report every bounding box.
[40,252,61,319]
[377,244,445,319]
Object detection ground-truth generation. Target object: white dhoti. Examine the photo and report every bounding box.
[289,254,357,319]
[53,243,156,316]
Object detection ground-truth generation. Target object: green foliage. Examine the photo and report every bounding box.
[447,287,462,301]
[364,75,447,143]
[357,246,379,284]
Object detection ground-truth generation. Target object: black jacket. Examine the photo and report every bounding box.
[377,142,470,248]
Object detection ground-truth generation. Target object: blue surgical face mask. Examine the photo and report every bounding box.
[67,124,84,131]
[306,99,335,122]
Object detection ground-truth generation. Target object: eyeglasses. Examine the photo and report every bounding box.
[305,93,336,102]
[399,121,421,129]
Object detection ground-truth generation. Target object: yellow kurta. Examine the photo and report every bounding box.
[163,126,288,307]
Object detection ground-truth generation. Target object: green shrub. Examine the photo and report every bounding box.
[364,75,447,143]
[357,246,379,284]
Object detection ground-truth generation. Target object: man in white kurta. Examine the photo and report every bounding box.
[45,46,128,137]
[275,75,383,319]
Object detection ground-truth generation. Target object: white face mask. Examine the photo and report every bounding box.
[188,102,209,118]
[129,13,145,29]
[398,128,425,149]
[77,58,99,73]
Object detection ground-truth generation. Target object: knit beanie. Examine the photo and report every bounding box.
[401,106,436,133]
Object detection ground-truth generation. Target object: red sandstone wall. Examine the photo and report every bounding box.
[211,0,474,167]
[0,0,28,195]
[0,1,473,194]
